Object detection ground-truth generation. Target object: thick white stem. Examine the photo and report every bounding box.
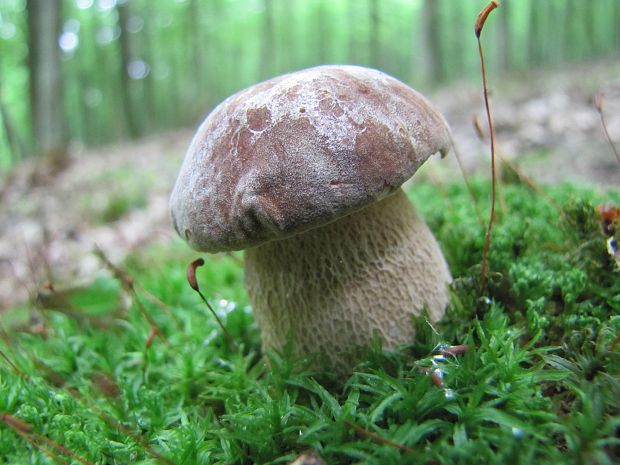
[244,188,451,373]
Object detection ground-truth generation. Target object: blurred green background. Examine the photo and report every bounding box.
[1,0,619,171]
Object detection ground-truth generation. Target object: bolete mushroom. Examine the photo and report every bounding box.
[170,65,452,373]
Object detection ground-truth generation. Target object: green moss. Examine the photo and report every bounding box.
[77,167,152,223]
[1,180,619,464]
[98,191,148,223]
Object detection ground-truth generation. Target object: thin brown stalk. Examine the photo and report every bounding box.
[131,289,169,346]
[472,114,485,140]
[472,115,507,214]
[33,431,96,465]
[595,92,620,167]
[0,316,13,347]
[142,325,158,383]
[94,246,169,346]
[473,114,561,213]
[13,427,71,465]
[135,281,181,326]
[448,132,485,227]
[1,414,88,465]
[188,258,238,352]
[345,420,414,453]
[1,413,33,433]
[496,152,562,212]
[475,1,500,289]
[495,158,509,214]
[64,390,178,465]
[0,349,28,379]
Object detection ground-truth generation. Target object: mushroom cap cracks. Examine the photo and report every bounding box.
[170,65,452,252]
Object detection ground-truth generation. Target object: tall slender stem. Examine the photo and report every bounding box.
[475,0,499,289]
[477,37,497,289]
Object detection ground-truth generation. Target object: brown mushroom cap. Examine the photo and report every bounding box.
[170,65,451,252]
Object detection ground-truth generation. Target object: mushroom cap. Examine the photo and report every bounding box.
[170,65,451,252]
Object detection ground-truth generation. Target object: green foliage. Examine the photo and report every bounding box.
[97,191,146,223]
[0,0,29,169]
[1,180,619,464]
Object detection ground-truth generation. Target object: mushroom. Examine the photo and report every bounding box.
[170,65,452,374]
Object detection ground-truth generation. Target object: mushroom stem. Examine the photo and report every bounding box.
[244,188,451,373]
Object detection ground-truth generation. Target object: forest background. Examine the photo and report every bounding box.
[1,0,620,171]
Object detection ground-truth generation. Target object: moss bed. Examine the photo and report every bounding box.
[1,177,619,464]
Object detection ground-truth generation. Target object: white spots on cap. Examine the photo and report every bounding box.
[215,65,430,164]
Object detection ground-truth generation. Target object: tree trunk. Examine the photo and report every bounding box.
[188,0,205,118]
[368,0,380,68]
[259,0,274,80]
[617,0,620,49]
[498,0,511,71]
[27,0,67,159]
[281,0,296,69]
[0,79,25,162]
[528,0,546,65]
[116,1,140,138]
[420,0,442,82]
[564,0,575,60]
[138,10,156,130]
[583,0,596,55]
[189,0,205,83]
[316,2,329,63]
[205,0,225,107]
[347,0,359,63]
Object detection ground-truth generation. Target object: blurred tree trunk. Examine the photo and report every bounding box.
[420,0,442,82]
[347,0,359,63]
[564,0,576,60]
[444,1,463,80]
[259,0,274,80]
[616,0,620,48]
[583,0,595,55]
[27,0,67,159]
[139,13,156,130]
[189,0,205,83]
[368,0,380,67]
[316,1,329,63]
[528,0,546,65]
[498,1,511,71]
[116,1,140,138]
[0,79,25,162]
[281,0,296,70]
[205,0,224,107]
[188,0,205,117]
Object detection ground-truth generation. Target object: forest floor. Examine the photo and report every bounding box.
[1,58,619,310]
